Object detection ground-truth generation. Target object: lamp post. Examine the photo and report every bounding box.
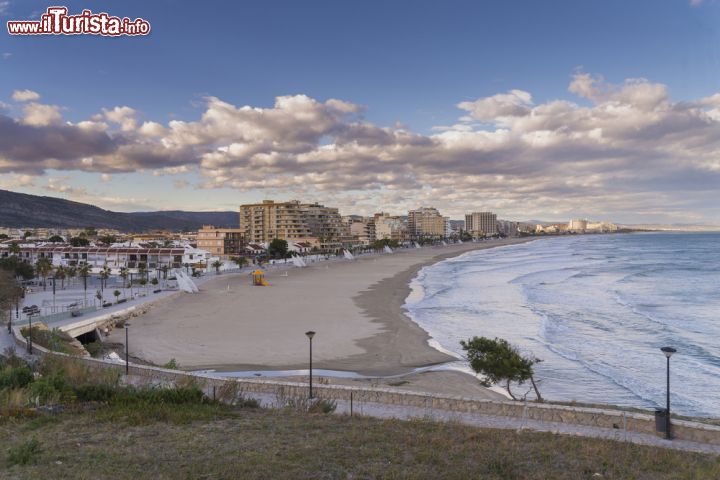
[27,313,34,354]
[305,331,316,399]
[661,346,677,440]
[124,323,131,375]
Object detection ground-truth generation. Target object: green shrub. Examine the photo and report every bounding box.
[0,365,34,389]
[6,438,41,466]
[308,398,336,414]
[74,384,118,402]
[163,358,178,369]
[84,341,102,357]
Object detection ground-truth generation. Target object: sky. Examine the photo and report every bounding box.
[1,0,720,224]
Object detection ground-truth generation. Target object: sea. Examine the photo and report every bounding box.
[405,232,720,417]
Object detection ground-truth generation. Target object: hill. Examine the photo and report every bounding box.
[0,189,237,231]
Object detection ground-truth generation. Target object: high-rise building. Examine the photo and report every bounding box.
[408,207,447,239]
[239,200,313,244]
[196,225,244,258]
[464,212,498,236]
[238,200,344,250]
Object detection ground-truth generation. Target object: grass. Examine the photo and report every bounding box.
[19,326,78,355]
[1,405,719,479]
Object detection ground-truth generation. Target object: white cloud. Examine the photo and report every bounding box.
[2,74,720,223]
[12,89,40,102]
[22,103,62,126]
[2,53,11,60]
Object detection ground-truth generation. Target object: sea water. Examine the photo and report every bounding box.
[405,232,720,417]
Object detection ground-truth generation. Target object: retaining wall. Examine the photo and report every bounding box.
[9,331,720,447]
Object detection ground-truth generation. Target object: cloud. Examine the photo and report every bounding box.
[690,0,703,6]
[2,53,11,60]
[0,1,9,15]
[1,74,720,222]
[12,89,40,102]
[22,103,62,126]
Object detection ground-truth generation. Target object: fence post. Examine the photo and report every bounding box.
[350,391,353,417]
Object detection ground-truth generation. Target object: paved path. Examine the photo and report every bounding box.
[200,388,720,455]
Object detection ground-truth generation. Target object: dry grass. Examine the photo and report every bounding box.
[1,405,718,479]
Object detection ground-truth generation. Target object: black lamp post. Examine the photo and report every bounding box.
[124,322,131,375]
[661,346,677,440]
[305,331,316,399]
[27,313,34,354]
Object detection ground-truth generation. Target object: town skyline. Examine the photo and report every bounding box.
[2,0,720,225]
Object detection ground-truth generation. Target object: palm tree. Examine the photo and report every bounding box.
[66,265,77,287]
[119,267,129,288]
[100,265,110,291]
[160,265,169,280]
[78,264,91,302]
[54,265,67,289]
[35,257,53,291]
[211,260,222,275]
[138,263,147,282]
[231,256,247,270]
[8,242,20,255]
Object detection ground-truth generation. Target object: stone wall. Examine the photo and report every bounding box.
[11,331,720,446]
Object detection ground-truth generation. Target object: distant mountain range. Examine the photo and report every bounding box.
[0,189,238,231]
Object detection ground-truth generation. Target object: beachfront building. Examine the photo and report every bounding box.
[239,200,314,244]
[0,243,211,274]
[586,221,619,233]
[374,214,407,242]
[196,225,245,258]
[301,202,344,251]
[408,207,447,240]
[496,219,519,237]
[465,212,498,237]
[568,219,588,233]
[345,216,376,245]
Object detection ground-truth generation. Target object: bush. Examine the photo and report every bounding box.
[6,438,41,466]
[0,364,33,389]
[308,398,336,414]
[163,358,178,370]
[84,341,102,357]
[74,384,118,403]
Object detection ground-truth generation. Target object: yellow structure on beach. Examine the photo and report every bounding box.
[252,269,270,286]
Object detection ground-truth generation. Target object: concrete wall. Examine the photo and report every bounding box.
[11,331,720,447]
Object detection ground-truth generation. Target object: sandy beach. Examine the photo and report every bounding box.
[107,238,535,391]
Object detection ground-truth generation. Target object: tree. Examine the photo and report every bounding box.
[113,290,121,303]
[231,256,247,269]
[267,239,289,259]
[69,237,90,247]
[100,265,110,291]
[35,257,53,291]
[66,265,77,287]
[98,235,117,244]
[0,269,22,323]
[211,260,222,274]
[460,336,543,402]
[54,265,67,289]
[0,233,8,240]
[47,235,64,243]
[0,256,34,280]
[78,263,91,298]
[8,243,20,255]
[23,231,33,239]
[119,267,129,289]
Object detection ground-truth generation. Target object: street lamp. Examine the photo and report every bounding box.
[27,312,35,354]
[124,323,131,375]
[305,331,316,399]
[661,346,677,440]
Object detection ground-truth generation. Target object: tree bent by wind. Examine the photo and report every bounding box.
[460,336,543,402]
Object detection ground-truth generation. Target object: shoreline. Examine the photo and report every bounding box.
[106,238,538,380]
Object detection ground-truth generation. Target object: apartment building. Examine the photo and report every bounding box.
[239,200,314,244]
[374,214,407,242]
[408,207,447,239]
[196,225,244,258]
[0,244,210,273]
[238,200,345,251]
[465,212,498,236]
